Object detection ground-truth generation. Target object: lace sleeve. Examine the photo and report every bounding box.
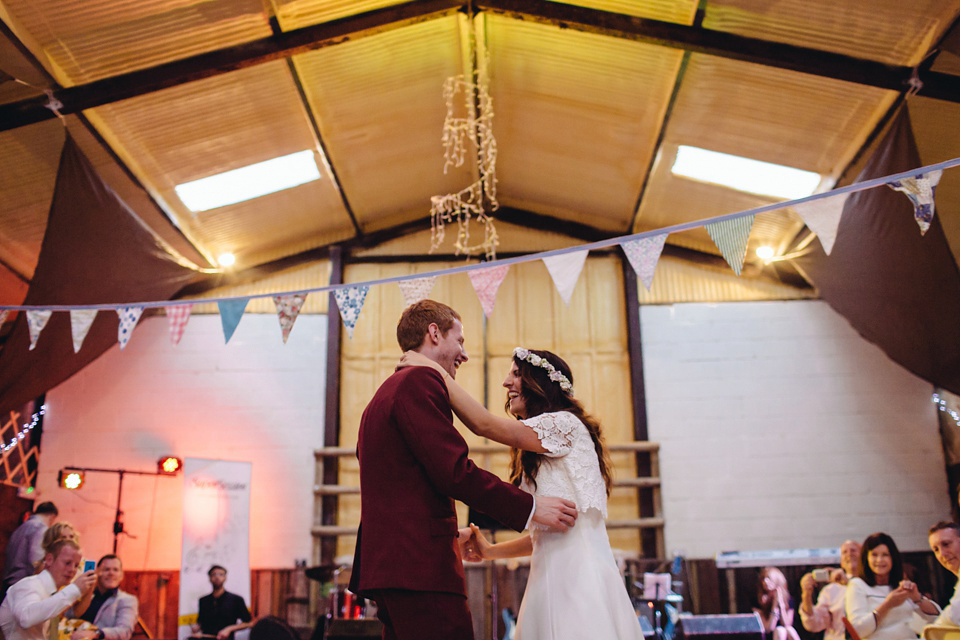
[521,412,578,457]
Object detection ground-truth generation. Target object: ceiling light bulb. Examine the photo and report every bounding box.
[755,246,775,261]
[218,252,236,268]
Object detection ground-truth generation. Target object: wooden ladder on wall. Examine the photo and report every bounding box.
[311,441,665,566]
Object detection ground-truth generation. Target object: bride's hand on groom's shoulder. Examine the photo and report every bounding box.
[397,350,444,374]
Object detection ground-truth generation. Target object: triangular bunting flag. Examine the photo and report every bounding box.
[0,310,8,326]
[116,307,144,350]
[542,250,589,304]
[888,169,942,235]
[397,277,436,307]
[792,193,850,255]
[218,298,249,344]
[274,294,307,344]
[705,215,755,276]
[165,304,192,345]
[334,286,369,339]
[621,234,668,290]
[468,265,509,318]
[26,310,52,351]
[69,309,98,353]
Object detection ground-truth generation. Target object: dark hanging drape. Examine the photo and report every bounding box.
[0,135,205,412]
[794,106,960,395]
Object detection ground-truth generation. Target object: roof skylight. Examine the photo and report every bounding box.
[671,146,821,200]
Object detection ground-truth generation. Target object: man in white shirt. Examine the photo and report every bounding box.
[0,536,96,640]
[929,521,960,626]
[799,539,862,640]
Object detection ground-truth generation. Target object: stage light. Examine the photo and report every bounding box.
[158,456,183,475]
[58,470,85,490]
[755,246,775,262]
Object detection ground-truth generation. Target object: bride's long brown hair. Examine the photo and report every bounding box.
[506,349,612,495]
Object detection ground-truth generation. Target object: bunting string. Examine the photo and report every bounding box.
[3,156,957,314]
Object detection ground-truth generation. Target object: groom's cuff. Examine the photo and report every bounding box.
[524,496,536,530]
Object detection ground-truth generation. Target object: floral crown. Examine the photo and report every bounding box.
[513,347,573,394]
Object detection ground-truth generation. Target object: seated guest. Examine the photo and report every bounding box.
[191,565,253,640]
[0,535,96,640]
[754,567,801,640]
[928,521,960,626]
[846,532,939,640]
[800,539,862,640]
[67,555,138,640]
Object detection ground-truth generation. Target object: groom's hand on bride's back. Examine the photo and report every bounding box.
[532,496,578,531]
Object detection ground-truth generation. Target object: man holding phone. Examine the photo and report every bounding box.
[799,540,862,640]
[928,521,960,626]
[68,554,138,640]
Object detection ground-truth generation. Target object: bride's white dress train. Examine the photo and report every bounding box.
[513,411,644,640]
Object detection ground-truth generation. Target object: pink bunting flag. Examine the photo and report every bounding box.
[69,309,98,353]
[164,304,192,345]
[542,250,589,304]
[792,193,850,255]
[116,307,144,350]
[274,294,307,344]
[621,234,668,290]
[26,310,52,351]
[468,264,509,318]
[397,277,436,307]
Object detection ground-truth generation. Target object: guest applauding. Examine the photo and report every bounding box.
[754,567,800,640]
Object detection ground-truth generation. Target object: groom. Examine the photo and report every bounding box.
[349,299,577,639]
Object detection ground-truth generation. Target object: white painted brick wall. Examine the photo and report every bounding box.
[35,313,327,570]
[641,300,950,558]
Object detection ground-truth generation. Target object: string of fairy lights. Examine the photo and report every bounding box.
[932,393,960,426]
[0,405,46,454]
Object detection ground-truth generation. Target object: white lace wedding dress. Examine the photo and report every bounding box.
[515,410,644,640]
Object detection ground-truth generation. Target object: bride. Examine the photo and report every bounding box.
[400,347,643,639]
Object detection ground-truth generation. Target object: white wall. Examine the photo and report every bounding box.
[35,313,327,570]
[641,300,950,558]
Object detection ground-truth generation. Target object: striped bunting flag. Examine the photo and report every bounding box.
[705,215,755,276]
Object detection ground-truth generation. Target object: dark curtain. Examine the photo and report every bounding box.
[0,135,205,412]
[794,106,960,395]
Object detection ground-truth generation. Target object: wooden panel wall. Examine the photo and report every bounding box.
[336,255,640,556]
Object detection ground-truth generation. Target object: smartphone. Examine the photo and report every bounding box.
[812,568,830,582]
[83,560,96,573]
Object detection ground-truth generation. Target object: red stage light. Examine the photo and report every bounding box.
[158,456,182,475]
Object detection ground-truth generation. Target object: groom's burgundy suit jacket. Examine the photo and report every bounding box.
[349,366,533,596]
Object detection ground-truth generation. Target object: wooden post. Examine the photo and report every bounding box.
[321,247,344,566]
[621,256,658,558]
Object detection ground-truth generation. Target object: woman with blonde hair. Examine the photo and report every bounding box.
[754,567,800,640]
[400,347,643,639]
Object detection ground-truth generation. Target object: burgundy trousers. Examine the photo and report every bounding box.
[369,589,475,640]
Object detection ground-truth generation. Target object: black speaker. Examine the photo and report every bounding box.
[675,614,764,640]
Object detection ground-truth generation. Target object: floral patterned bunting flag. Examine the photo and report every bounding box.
[334,286,369,339]
[705,215,755,276]
[397,277,436,307]
[888,169,942,235]
[164,304,192,345]
[468,265,509,318]
[116,307,144,350]
[542,250,589,304]
[621,234,668,290]
[217,298,249,344]
[26,310,52,351]
[274,294,307,344]
[792,193,850,255]
[69,309,98,353]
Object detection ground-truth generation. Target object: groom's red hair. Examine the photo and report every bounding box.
[397,299,461,352]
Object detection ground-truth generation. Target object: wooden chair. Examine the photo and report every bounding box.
[842,616,862,640]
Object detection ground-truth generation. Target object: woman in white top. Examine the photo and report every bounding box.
[401,347,643,639]
[845,532,939,640]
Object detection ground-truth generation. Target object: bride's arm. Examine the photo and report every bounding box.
[468,525,533,559]
[399,352,547,452]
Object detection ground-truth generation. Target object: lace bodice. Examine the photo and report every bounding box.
[520,411,608,525]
